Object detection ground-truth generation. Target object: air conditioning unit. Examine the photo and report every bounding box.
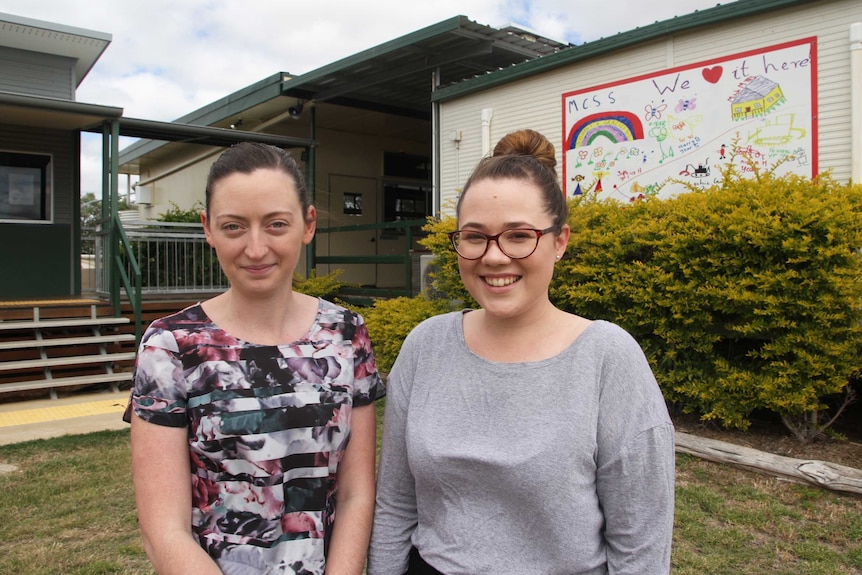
[411,253,441,297]
[134,185,152,205]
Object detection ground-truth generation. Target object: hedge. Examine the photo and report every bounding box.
[552,169,862,438]
[357,164,862,440]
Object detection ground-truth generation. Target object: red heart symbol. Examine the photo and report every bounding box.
[702,66,723,83]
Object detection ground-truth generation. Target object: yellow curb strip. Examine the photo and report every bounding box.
[0,399,127,428]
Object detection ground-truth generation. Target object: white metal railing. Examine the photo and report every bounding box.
[81,228,100,296]
[82,221,228,296]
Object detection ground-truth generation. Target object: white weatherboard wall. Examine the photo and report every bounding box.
[438,0,862,215]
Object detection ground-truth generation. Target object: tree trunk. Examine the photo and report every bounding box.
[675,431,862,495]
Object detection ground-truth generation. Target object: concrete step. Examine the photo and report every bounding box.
[0,352,137,372]
[0,333,135,351]
[0,372,133,395]
[0,316,130,331]
[0,392,130,446]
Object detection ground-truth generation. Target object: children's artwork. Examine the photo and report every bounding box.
[562,37,817,201]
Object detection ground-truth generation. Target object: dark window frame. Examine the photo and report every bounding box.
[0,150,52,223]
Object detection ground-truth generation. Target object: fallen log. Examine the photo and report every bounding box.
[675,431,862,495]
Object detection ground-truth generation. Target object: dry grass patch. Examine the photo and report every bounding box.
[673,453,862,574]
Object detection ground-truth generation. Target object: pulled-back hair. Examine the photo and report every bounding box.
[205,142,311,219]
[457,129,567,232]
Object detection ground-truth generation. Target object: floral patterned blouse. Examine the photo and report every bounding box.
[126,299,384,575]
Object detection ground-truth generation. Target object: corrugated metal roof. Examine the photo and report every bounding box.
[0,91,314,150]
[278,15,567,117]
[432,0,822,103]
[118,14,567,166]
[112,118,315,149]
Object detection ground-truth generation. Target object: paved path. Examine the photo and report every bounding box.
[0,392,129,446]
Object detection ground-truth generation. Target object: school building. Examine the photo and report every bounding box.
[2,0,860,306]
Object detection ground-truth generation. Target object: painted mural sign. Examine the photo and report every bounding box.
[562,37,817,201]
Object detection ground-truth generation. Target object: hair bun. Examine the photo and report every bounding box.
[492,129,557,178]
[458,128,567,227]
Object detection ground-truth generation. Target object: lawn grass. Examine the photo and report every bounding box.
[0,411,860,574]
[0,430,152,575]
[672,453,862,574]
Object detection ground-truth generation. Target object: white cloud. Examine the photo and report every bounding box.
[1,0,725,195]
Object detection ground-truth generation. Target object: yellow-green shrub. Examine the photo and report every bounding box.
[552,170,862,438]
[351,216,465,375]
[360,295,455,373]
[417,214,475,307]
[366,163,862,440]
[293,269,351,301]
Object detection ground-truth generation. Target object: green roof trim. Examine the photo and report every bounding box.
[281,16,468,90]
[119,71,287,163]
[432,0,820,102]
[171,71,288,126]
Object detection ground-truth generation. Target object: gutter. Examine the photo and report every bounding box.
[0,91,122,118]
[851,22,862,182]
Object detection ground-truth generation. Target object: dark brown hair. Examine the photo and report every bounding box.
[205,142,310,219]
[457,129,567,231]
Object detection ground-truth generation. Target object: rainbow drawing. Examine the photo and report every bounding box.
[567,111,645,149]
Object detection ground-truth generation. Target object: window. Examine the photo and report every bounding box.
[0,151,51,222]
[382,151,430,237]
[343,192,363,215]
[383,152,429,181]
[384,184,429,222]
[381,184,430,239]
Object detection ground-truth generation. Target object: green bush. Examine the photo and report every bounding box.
[360,295,455,373]
[294,269,351,301]
[354,161,862,440]
[417,214,475,307]
[157,201,206,223]
[551,168,862,439]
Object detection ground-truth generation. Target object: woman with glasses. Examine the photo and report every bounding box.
[368,130,675,575]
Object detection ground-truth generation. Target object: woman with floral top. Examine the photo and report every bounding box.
[125,142,384,575]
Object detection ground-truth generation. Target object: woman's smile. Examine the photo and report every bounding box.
[243,263,275,274]
[482,274,521,288]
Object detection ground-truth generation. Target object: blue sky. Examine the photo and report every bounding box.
[1,0,725,196]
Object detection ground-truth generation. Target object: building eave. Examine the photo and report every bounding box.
[0,91,122,130]
[108,117,316,149]
[117,71,289,164]
[118,15,568,165]
[0,12,111,87]
[432,0,822,103]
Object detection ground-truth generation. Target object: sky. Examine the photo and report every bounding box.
[2,0,726,197]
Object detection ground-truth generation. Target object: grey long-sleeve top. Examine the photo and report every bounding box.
[368,312,675,575]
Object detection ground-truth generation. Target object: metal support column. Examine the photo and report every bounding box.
[306,105,317,277]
